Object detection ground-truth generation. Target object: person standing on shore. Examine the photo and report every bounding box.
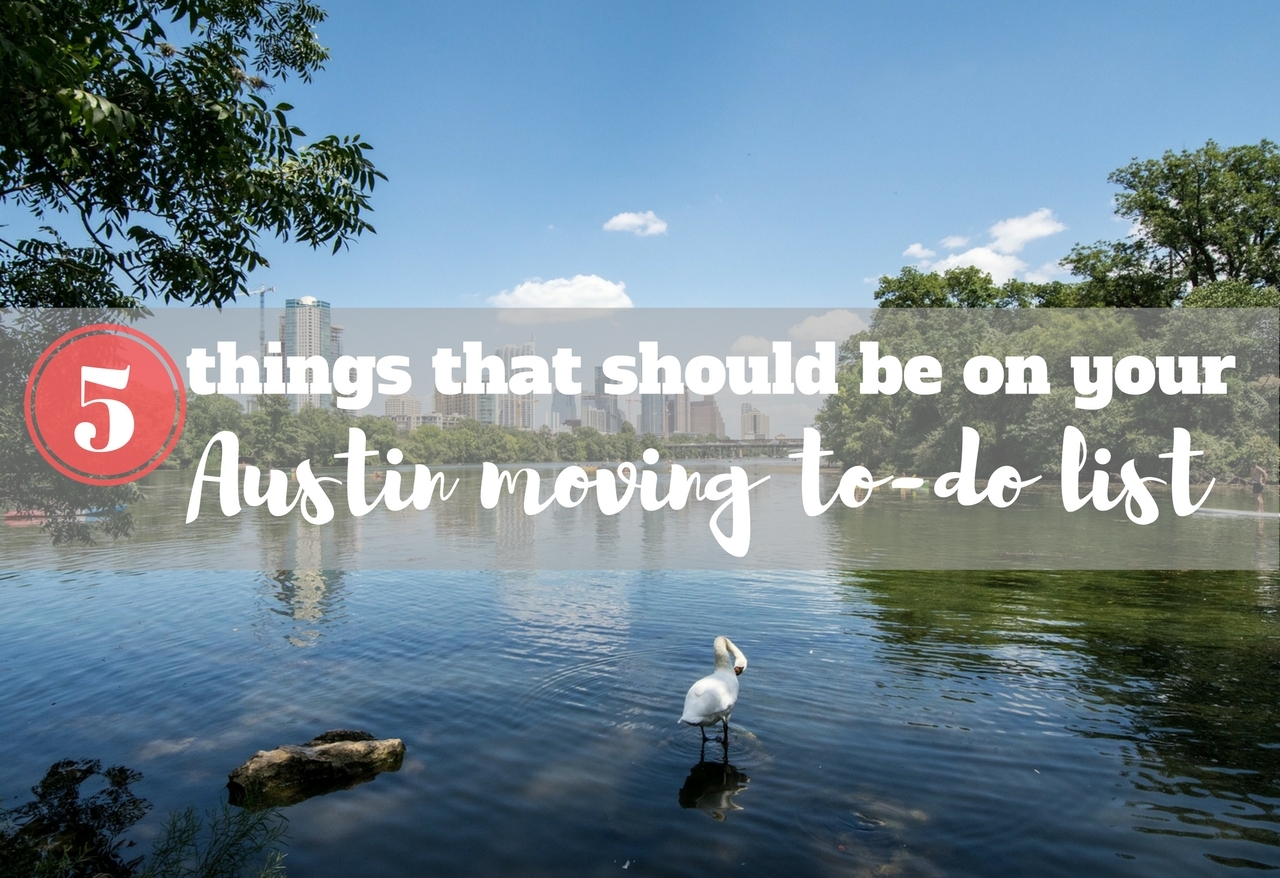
[1252,461,1269,514]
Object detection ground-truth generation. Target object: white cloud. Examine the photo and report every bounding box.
[1024,260,1068,283]
[898,209,1067,284]
[729,335,772,356]
[488,275,634,309]
[603,210,668,236]
[988,208,1066,254]
[928,247,1027,284]
[727,312,865,367]
[788,309,866,343]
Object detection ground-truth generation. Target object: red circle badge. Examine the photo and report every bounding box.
[25,324,186,486]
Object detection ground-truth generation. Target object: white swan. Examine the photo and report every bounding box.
[680,636,747,740]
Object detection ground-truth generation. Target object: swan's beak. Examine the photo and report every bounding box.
[734,666,743,676]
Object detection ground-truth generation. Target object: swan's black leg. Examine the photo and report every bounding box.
[700,725,707,742]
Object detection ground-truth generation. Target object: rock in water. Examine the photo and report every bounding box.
[228,730,405,807]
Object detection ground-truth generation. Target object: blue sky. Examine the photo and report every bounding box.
[235,1,1280,310]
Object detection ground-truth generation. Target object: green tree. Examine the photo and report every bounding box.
[0,1,381,541]
[874,266,1009,309]
[872,266,1087,310]
[241,395,302,467]
[1182,279,1280,309]
[0,311,139,542]
[814,309,1276,481]
[172,392,244,468]
[1063,140,1280,306]
[0,0,383,308]
[353,414,399,462]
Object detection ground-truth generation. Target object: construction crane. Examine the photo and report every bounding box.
[243,285,275,356]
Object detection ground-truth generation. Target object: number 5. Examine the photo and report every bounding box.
[74,366,134,452]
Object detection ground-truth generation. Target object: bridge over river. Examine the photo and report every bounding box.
[665,438,805,459]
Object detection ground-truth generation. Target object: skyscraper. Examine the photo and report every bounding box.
[550,388,578,431]
[740,403,771,441]
[690,395,727,438]
[640,394,666,436]
[385,395,423,430]
[666,392,690,435]
[593,365,622,433]
[435,390,480,420]
[495,341,535,429]
[281,296,333,411]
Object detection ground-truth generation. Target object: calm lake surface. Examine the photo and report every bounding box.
[2,471,1278,876]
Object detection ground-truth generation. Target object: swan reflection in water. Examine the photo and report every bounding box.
[678,739,750,822]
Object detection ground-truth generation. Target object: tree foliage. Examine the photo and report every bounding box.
[0,310,140,543]
[0,0,383,307]
[873,140,1280,309]
[873,265,1085,309]
[1062,140,1280,306]
[814,310,1278,481]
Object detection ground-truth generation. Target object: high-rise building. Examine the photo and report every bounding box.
[585,410,610,431]
[547,389,578,422]
[385,395,421,417]
[577,392,610,431]
[593,366,623,433]
[435,390,479,420]
[281,296,333,411]
[385,395,423,430]
[640,394,666,436]
[690,395,727,438]
[741,403,771,441]
[666,392,690,435]
[495,341,535,429]
[550,388,578,431]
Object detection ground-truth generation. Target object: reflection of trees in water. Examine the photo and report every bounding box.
[0,759,147,877]
[0,759,285,878]
[844,569,1280,849]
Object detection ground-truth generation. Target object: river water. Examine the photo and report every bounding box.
[1,469,1277,876]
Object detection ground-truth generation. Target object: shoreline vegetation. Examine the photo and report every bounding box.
[168,395,1270,493]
